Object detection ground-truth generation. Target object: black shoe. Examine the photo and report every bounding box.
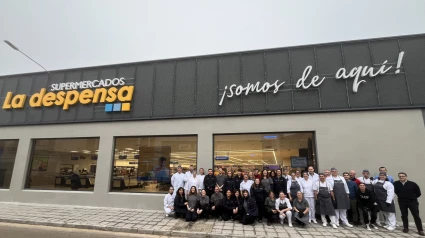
[218,216,222,221]
[403,228,409,233]
[267,221,271,226]
[418,231,424,236]
[258,219,262,223]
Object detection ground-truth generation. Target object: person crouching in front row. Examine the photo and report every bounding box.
[174,187,187,218]
[293,191,310,228]
[164,186,175,217]
[264,191,278,226]
[210,186,224,221]
[241,189,258,225]
[233,190,244,220]
[222,189,238,221]
[276,191,293,227]
[197,189,210,219]
[186,186,199,222]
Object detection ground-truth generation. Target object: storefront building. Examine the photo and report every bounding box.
[0,34,425,214]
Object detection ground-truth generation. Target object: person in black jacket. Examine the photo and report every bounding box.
[273,169,288,197]
[251,178,267,223]
[70,173,82,190]
[234,190,244,220]
[394,172,424,236]
[174,187,187,218]
[223,170,235,193]
[204,169,216,198]
[234,170,243,191]
[356,183,379,231]
[222,190,237,221]
[241,189,258,225]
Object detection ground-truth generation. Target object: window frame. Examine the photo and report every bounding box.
[0,139,20,189]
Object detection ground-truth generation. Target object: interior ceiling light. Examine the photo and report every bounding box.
[70,151,78,153]
[125,148,134,151]
[273,151,278,164]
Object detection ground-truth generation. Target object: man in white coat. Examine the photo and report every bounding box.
[300,172,317,223]
[171,166,185,196]
[164,186,175,217]
[308,166,319,181]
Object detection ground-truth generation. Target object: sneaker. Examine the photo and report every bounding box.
[323,223,327,227]
[258,219,262,223]
[387,226,396,231]
[366,224,371,231]
[218,216,222,221]
[344,222,354,228]
[370,223,379,229]
[280,219,284,225]
[402,228,409,233]
[289,222,293,228]
[332,224,338,229]
[267,221,271,226]
[312,219,318,224]
[383,225,389,229]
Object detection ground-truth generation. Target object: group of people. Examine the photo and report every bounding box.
[163,165,423,236]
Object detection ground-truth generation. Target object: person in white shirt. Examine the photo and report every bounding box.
[171,166,185,196]
[283,168,292,183]
[308,166,319,181]
[164,186,175,217]
[372,172,397,231]
[240,174,254,195]
[197,168,205,193]
[324,169,333,183]
[300,172,317,223]
[314,173,338,229]
[185,170,200,195]
[357,169,375,191]
[275,191,293,227]
[329,168,353,228]
[184,165,195,185]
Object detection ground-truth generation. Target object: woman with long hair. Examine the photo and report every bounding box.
[197,189,210,219]
[288,172,303,204]
[174,187,187,218]
[264,191,278,226]
[222,189,237,221]
[293,191,310,227]
[241,189,258,225]
[251,178,267,223]
[270,170,276,179]
[186,186,199,222]
[261,169,274,193]
[234,190,244,220]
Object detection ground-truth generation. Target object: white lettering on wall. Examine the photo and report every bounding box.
[219,80,285,106]
[50,77,126,92]
[219,51,404,105]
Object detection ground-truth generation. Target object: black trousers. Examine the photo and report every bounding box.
[348,198,359,222]
[206,189,214,198]
[222,209,235,221]
[256,201,264,219]
[360,205,378,224]
[399,200,423,231]
[210,206,222,218]
[186,210,197,222]
[265,209,278,223]
[242,214,256,225]
[198,205,210,218]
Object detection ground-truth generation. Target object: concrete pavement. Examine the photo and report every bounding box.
[0,202,423,237]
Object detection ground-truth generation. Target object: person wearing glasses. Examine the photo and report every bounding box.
[164,186,175,217]
[394,172,424,236]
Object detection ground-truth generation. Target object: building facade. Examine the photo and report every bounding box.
[0,34,424,218]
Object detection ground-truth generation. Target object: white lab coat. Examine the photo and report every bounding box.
[308,173,319,181]
[171,172,185,195]
[313,181,334,192]
[197,174,205,190]
[328,175,349,194]
[300,178,315,198]
[372,180,395,203]
[287,178,304,194]
[185,175,200,191]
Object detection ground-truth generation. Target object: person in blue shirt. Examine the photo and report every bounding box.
[343,172,360,225]
[373,167,394,183]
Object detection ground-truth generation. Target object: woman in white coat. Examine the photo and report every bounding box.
[185,171,200,195]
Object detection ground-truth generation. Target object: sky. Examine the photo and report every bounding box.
[1,0,425,76]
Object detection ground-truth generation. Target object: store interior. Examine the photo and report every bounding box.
[26,138,99,191]
[0,140,19,189]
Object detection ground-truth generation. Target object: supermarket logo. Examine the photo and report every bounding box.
[2,77,134,112]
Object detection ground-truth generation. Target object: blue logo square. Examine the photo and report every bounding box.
[113,103,121,111]
[105,104,113,112]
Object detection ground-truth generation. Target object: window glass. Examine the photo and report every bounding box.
[214,132,316,174]
[0,140,19,189]
[26,138,99,191]
[112,136,197,193]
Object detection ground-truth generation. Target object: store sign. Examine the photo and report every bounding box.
[215,156,229,161]
[219,52,405,105]
[2,77,134,112]
[291,156,307,168]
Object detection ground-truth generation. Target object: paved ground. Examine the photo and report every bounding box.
[0,202,423,238]
[0,222,176,238]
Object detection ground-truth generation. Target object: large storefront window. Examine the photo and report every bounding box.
[26,138,99,191]
[0,140,19,189]
[112,136,197,193]
[214,132,316,174]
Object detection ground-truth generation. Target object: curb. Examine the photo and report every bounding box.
[0,219,262,238]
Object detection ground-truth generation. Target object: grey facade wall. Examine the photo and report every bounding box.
[1,34,425,126]
[0,109,424,223]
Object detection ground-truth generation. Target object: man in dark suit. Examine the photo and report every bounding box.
[394,172,424,236]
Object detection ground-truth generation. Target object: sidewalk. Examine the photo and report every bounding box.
[0,202,421,238]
